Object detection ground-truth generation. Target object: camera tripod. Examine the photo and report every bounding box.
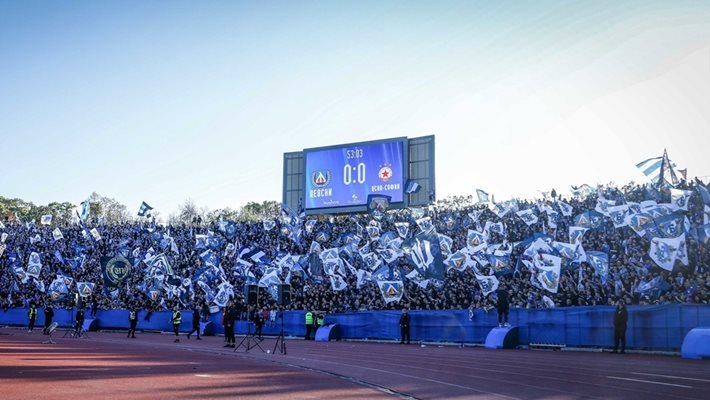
[63,323,89,339]
[234,321,264,353]
[272,312,286,355]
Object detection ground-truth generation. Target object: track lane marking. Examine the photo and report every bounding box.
[607,376,692,389]
[632,372,710,383]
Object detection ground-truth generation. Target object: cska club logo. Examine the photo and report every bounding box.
[311,170,331,187]
[378,165,393,182]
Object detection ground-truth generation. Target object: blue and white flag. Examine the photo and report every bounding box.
[27,252,42,278]
[476,189,490,203]
[532,254,561,293]
[416,217,434,234]
[607,205,629,228]
[466,229,487,252]
[0,243,5,258]
[80,199,90,221]
[356,269,371,289]
[195,234,208,250]
[304,219,317,234]
[676,234,688,266]
[438,234,453,257]
[574,211,604,229]
[557,200,574,217]
[403,230,445,285]
[41,214,52,225]
[263,219,276,231]
[213,287,232,307]
[594,197,616,216]
[329,274,348,291]
[366,225,381,240]
[649,236,681,271]
[405,180,421,194]
[474,273,499,296]
[395,222,410,239]
[30,234,42,244]
[445,251,470,272]
[670,189,693,211]
[377,280,404,304]
[48,277,69,302]
[635,276,672,298]
[586,251,609,284]
[636,149,682,188]
[516,209,538,226]
[137,201,153,217]
[483,221,505,237]
[52,228,64,241]
[77,282,95,298]
[487,254,512,277]
[315,230,330,243]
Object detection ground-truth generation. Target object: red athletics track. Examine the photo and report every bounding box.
[1,328,709,400]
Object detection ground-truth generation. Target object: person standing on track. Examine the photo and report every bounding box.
[496,284,510,327]
[612,299,628,354]
[171,307,182,343]
[223,301,237,348]
[27,301,37,333]
[399,308,410,344]
[304,310,314,340]
[42,303,54,335]
[187,304,201,340]
[127,308,138,338]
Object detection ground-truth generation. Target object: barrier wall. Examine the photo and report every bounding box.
[2,305,708,351]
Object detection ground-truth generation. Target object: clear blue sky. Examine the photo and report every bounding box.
[1,0,709,216]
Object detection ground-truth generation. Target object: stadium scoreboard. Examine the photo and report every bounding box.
[283,135,436,215]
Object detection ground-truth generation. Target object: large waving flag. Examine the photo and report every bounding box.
[557,200,574,217]
[137,201,153,217]
[649,236,681,271]
[636,149,683,189]
[80,199,90,221]
[377,280,404,304]
[586,251,609,284]
[670,189,693,211]
[263,219,276,231]
[476,189,490,203]
[466,229,487,252]
[607,205,629,228]
[48,277,69,302]
[77,282,95,298]
[26,252,43,278]
[395,222,410,239]
[474,273,499,296]
[574,211,604,229]
[40,214,52,225]
[533,254,561,293]
[516,209,538,226]
[101,256,134,289]
[329,274,348,291]
[403,229,445,285]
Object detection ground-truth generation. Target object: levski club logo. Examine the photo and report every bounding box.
[311,170,331,187]
[378,165,393,182]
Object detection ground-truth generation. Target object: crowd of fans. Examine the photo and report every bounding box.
[1,180,708,317]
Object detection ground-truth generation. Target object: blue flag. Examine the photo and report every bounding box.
[137,201,153,217]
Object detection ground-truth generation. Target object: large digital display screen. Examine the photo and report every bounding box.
[304,139,406,211]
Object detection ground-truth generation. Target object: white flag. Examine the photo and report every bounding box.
[52,228,64,241]
[90,228,101,241]
[41,214,52,225]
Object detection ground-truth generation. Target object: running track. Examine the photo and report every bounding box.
[1,328,708,399]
